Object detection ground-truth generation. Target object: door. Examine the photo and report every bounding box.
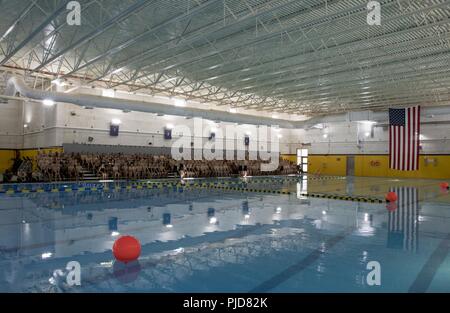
[346,156,355,176]
[297,149,308,173]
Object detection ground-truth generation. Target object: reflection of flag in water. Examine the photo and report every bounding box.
[387,187,419,252]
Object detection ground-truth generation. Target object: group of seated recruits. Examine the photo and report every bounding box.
[1,152,299,183]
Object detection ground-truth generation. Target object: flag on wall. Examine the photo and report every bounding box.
[389,106,420,171]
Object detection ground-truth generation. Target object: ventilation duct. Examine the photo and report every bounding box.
[5,76,450,129]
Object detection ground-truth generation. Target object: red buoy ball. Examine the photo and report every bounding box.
[113,235,141,263]
[439,182,449,189]
[385,191,398,202]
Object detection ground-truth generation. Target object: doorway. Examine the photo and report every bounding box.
[346,156,355,176]
[297,148,308,173]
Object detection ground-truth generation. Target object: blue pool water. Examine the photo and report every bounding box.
[0,176,449,292]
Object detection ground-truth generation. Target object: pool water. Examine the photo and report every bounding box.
[0,175,449,292]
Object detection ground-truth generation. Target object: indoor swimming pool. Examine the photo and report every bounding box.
[0,175,449,292]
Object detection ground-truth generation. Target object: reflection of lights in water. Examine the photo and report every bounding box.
[361,251,368,262]
[41,252,53,259]
[358,220,374,236]
[111,231,120,237]
[100,261,113,267]
[319,242,326,252]
[364,213,370,222]
[209,217,217,224]
[23,222,30,237]
[173,247,184,254]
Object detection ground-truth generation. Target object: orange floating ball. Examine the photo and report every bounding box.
[385,191,398,202]
[439,182,449,189]
[113,235,141,263]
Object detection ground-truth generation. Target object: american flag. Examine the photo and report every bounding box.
[387,186,419,252]
[389,106,420,171]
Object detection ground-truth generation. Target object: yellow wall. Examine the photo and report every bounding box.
[19,147,64,170]
[0,147,63,173]
[307,154,450,179]
[355,155,450,179]
[308,155,347,176]
[0,150,16,174]
[19,147,63,159]
[281,154,297,163]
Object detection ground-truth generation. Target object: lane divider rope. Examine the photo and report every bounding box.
[0,177,382,203]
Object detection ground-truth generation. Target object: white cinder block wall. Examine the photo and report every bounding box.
[2,96,450,156]
[288,116,450,155]
[1,99,291,154]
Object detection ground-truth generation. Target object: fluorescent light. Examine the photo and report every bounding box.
[208,64,220,70]
[102,89,115,97]
[360,120,377,125]
[51,78,66,87]
[111,118,121,125]
[43,99,54,106]
[174,98,186,107]
[111,67,123,75]
[1,25,15,40]
[166,123,174,129]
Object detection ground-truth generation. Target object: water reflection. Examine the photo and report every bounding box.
[387,187,419,252]
[0,177,448,292]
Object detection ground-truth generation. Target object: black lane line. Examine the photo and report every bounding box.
[408,232,450,293]
[249,230,350,293]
